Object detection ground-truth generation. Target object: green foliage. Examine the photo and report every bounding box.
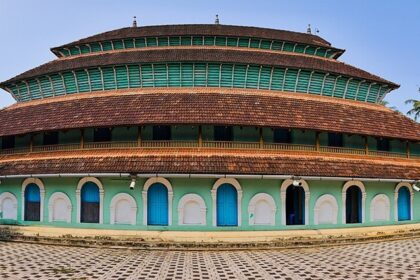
[405,87,420,121]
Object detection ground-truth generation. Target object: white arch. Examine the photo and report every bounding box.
[212,178,243,226]
[0,192,18,220]
[280,179,310,226]
[22,178,45,222]
[142,177,173,226]
[48,192,72,223]
[178,194,207,225]
[394,182,414,222]
[248,193,276,226]
[342,180,366,224]
[370,194,390,222]
[110,193,137,225]
[76,177,104,224]
[314,194,338,225]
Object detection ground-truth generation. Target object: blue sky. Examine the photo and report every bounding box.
[0,0,419,115]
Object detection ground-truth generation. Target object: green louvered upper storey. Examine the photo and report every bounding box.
[50,24,344,59]
[0,24,399,103]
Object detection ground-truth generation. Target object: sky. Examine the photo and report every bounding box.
[0,0,419,115]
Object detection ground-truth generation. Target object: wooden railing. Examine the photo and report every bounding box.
[0,140,416,160]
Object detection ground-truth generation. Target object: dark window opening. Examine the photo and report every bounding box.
[93,128,112,142]
[346,186,362,224]
[1,136,15,149]
[286,185,305,225]
[43,132,59,145]
[377,138,390,151]
[153,125,171,140]
[328,133,343,147]
[214,126,233,141]
[274,128,292,143]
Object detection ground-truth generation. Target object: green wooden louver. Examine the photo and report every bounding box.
[6,62,389,103]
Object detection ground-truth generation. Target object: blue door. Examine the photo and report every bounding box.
[148,183,168,225]
[398,187,411,221]
[24,183,41,221]
[81,182,100,223]
[217,184,238,226]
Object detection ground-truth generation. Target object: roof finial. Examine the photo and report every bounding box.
[215,14,220,24]
[307,24,312,34]
[132,16,137,28]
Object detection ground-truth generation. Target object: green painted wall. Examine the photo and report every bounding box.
[1,177,418,231]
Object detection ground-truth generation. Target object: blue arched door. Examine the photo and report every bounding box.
[24,183,41,221]
[147,183,168,226]
[81,182,100,223]
[286,185,305,225]
[217,184,238,226]
[398,187,411,221]
[346,186,362,223]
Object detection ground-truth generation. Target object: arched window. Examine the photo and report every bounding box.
[216,184,238,226]
[0,192,18,220]
[147,183,169,226]
[286,185,305,225]
[398,187,411,221]
[24,183,41,221]
[80,182,100,223]
[346,186,362,224]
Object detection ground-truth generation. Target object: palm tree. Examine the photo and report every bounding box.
[405,87,420,121]
[379,100,398,112]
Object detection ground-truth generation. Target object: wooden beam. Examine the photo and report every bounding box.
[315,132,320,151]
[364,136,369,155]
[198,125,203,147]
[80,129,84,149]
[137,126,142,147]
[406,141,410,159]
[259,127,264,148]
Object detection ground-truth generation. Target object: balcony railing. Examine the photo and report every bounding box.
[0,140,416,160]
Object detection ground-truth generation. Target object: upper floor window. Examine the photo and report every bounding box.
[377,138,390,151]
[43,132,59,145]
[328,133,343,147]
[274,128,292,143]
[94,128,112,142]
[153,126,171,141]
[1,136,15,149]
[214,126,233,141]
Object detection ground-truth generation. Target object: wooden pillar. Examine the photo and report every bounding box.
[259,127,264,148]
[80,129,84,149]
[364,136,369,155]
[406,141,410,159]
[29,134,33,152]
[198,125,203,147]
[315,132,320,151]
[137,126,142,147]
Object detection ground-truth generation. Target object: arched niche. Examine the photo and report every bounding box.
[370,194,390,222]
[110,193,137,225]
[248,193,276,226]
[178,194,207,225]
[0,192,18,220]
[48,192,72,223]
[314,194,338,225]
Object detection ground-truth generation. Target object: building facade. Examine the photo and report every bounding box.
[0,23,419,231]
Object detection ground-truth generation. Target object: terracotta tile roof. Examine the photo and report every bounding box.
[51,24,337,51]
[0,149,418,179]
[0,48,397,88]
[0,90,418,140]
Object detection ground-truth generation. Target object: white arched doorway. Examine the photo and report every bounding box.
[110,193,137,225]
[22,178,45,222]
[342,180,366,224]
[0,192,18,220]
[142,177,173,226]
[48,192,72,223]
[314,194,338,225]
[178,194,207,225]
[212,178,243,227]
[248,193,276,226]
[76,177,104,224]
[280,179,310,226]
[370,194,390,222]
[394,183,414,222]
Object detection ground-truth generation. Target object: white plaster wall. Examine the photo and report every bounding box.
[370,194,390,222]
[314,194,338,225]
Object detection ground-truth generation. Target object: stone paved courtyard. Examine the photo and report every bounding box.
[1,238,420,280]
